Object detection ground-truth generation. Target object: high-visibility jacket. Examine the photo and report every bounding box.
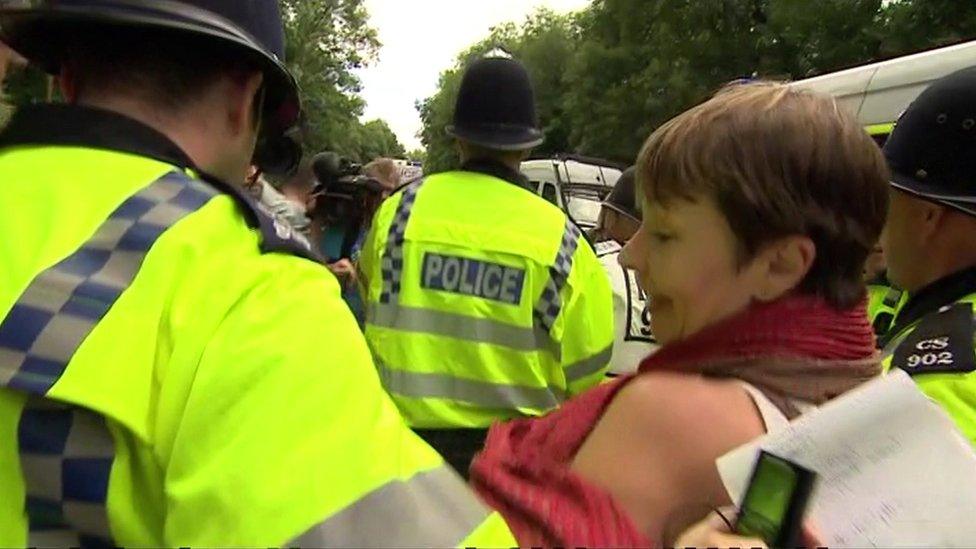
[879,267,976,445]
[359,161,615,429]
[867,276,906,338]
[0,105,515,547]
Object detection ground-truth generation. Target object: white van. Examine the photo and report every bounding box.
[520,155,623,230]
[790,39,976,141]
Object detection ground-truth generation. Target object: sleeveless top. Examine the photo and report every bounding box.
[739,381,817,432]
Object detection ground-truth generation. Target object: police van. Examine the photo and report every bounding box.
[520,155,624,231]
[790,39,976,144]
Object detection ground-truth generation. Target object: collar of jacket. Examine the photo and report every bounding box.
[0,103,316,258]
[880,265,976,347]
[0,103,199,170]
[461,158,533,191]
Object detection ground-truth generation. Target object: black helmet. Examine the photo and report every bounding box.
[446,56,544,151]
[884,65,976,217]
[603,166,640,221]
[0,0,300,133]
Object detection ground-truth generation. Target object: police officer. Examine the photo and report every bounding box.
[879,66,976,444]
[359,56,614,475]
[591,167,658,375]
[0,1,514,546]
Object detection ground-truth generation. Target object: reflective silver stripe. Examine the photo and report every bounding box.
[376,360,564,411]
[534,220,581,332]
[20,398,116,546]
[379,181,423,304]
[367,302,559,357]
[565,344,613,382]
[0,171,216,394]
[289,465,489,548]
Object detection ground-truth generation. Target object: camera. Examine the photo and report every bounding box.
[309,152,385,224]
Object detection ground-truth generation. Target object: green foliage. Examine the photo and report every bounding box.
[878,0,976,56]
[418,0,976,169]
[356,119,406,161]
[2,64,50,125]
[405,148,427,163]
[280,0,406,162]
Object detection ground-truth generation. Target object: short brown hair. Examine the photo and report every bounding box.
[637,82,889,309]
[364,158,402,190]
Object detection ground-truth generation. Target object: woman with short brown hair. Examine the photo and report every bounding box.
[470,82,889,546]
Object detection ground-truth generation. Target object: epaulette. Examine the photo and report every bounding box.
[892,302,975,376]
[201,173,325,264]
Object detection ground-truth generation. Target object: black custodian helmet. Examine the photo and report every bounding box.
[446,56,544,152]
[0,0,301,135]
[884,66,976,217]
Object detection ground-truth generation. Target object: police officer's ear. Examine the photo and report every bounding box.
[903,197,951,246]
[58,63,78,103]
[751,235,817,303]
[223,71,265,137]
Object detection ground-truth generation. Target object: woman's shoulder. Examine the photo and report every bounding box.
[609,372,765,443]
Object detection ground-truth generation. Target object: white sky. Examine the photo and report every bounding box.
[356,0,593,152]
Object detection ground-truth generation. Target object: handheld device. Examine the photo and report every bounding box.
[734,450,817,548]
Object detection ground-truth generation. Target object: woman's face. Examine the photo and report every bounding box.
[619,196,763,344]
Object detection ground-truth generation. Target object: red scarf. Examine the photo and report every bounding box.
[470,295,880,547]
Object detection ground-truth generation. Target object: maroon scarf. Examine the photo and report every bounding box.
[470,295,881,547]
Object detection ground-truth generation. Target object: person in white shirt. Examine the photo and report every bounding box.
[591,167,658,375]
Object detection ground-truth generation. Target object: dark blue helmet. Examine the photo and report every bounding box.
[884,65,976,217]
[446,56,544,152]
[0,0,300,133]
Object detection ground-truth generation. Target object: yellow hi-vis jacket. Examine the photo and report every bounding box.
[360,162,615,429]
[879,267,976,445]
[0,105,514,547]
[867,278,906,338]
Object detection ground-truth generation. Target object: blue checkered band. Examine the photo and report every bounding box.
[379,180,423,304]
[0,171,216,395]
[19,398,116,548]
[534,221,581,332]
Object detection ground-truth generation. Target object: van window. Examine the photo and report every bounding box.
[542,182,559,205]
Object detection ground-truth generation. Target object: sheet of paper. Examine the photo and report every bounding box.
[717,370,976,547]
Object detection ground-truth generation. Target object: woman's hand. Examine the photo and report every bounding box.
[675,511,823,548]
[329,259,357,287]
[675,511,766,548]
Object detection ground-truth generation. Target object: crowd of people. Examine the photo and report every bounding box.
[1,1,975,548]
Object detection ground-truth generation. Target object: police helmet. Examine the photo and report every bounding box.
[0,0,300,134]
[884,66,976,217]
[603,166,640,221]
[446,56,544,152]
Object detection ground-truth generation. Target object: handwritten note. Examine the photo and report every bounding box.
[717,370,976,547]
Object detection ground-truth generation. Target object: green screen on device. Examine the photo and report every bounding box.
[735,452,799,543]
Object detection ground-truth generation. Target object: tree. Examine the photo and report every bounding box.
[279,0,380,157]
[406,148,428,163]
[355,119,406,161]
[416,68,464,173]
[876,0,976,56]
[1,64,48,126]
[417,0,976,168]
